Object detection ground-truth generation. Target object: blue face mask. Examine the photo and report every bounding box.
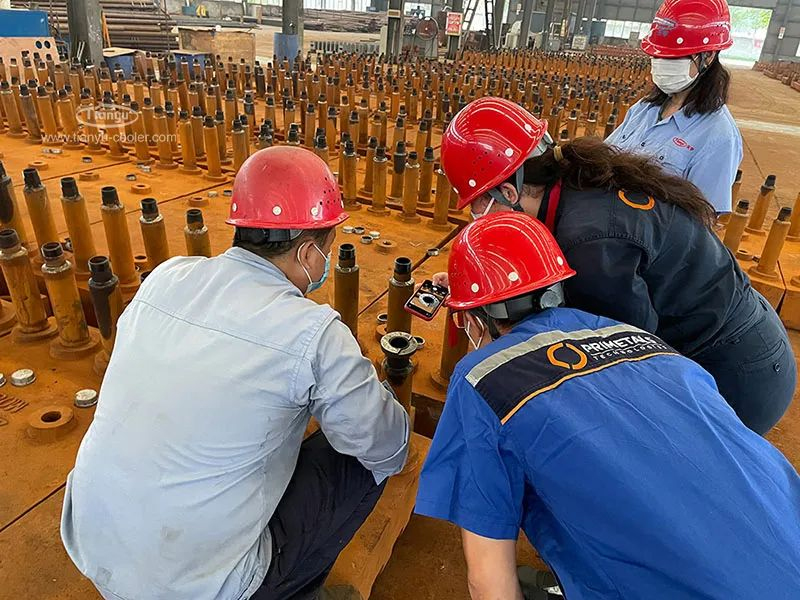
[298,242,330,295]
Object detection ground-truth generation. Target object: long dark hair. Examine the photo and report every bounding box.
[643,54,731,117]
[519,137,716,226]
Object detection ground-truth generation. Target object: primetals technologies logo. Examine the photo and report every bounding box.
[546,342,588,370]
[76,103,138,129]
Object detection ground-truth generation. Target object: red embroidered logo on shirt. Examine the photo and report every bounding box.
[672,137,694,151]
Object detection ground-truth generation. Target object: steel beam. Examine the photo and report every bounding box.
[448,0,464,59]
[66,0,103,66]
[518,0,534,48]
[282,0,304,57]
[386,0,406,57]
[542,0,556,50]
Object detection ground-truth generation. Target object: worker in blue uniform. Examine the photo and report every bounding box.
[605,0,743,213]
[438,96,794,435]
[416,211,800,600]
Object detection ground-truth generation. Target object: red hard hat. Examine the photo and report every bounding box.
[641,0,733,58]
[227,146,348,230]
[446,212,575,311]
[441,97,548,210]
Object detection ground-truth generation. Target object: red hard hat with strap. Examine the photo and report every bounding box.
[440,97,550,210]
[641,0,733,58]
[227,146,348,230]
[446,212,575,311]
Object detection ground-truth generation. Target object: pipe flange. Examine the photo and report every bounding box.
[79,171,99,181]
[27,159,48,170]
[380,331,419,357]
[360,235,373,244]
[188,195,208,207]
[132,182,152,194]
[376,239,396,254]
[27,405,76,442]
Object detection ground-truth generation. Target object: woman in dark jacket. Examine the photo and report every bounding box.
[436,96,795,434]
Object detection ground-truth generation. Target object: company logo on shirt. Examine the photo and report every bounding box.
[672,137,695,151]
[468,325,681,425]
[546,342,588,370]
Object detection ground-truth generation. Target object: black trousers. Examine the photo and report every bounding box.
[693,293,796,435]
[250,431,386,600]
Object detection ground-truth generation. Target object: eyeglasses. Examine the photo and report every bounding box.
[451,310,467,330]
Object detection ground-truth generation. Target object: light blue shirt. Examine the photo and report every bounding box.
[61,247,410,600]
[606,99,743,212]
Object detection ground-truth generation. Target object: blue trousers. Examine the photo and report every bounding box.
[693,293,796,435]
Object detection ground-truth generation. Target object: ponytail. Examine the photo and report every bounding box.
[517,137,716,227]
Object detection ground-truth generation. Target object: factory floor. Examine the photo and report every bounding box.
[369,66,800,600]
[1,62,798,599]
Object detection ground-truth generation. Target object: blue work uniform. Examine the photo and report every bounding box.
[605,99,743,212]
[61,247,409,600]
[416,309,800,599]
[538,184,795,434]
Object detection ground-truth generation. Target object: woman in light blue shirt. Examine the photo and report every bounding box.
[606,0,743,213]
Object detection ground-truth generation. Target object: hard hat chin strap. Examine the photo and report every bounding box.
[475,283,565,336]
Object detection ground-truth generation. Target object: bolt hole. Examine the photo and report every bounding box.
[134,254,147,261]
[41,411,61,423]
[377,312,388,323]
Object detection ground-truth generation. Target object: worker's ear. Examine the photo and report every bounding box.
[497,182,519,206]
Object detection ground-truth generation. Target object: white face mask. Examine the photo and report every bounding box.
[465,319,485,351]
[650,57,698,95]
[470,197,495,221]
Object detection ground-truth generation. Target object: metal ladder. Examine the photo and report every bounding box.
[484,0,496,48]
[462,0,479,32]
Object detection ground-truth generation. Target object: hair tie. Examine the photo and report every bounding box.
[553,145,564,162]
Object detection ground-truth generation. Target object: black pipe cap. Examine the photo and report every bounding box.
[765,174,776,188]
[88,255,113,283]
[61,177,79,198]
[23,168,41,189]
[186,208,204,225]
[0,228,20,249]
[41,241,63,260]
[141,198,159,217]
[394,257,412,275]
[101,186,120,207]
[778,206,792,221]
[736,200,750,212]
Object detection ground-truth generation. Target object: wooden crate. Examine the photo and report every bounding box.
[178,27,256,65]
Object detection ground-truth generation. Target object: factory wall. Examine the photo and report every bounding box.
[596,0,800,61]
[165,0,246,19]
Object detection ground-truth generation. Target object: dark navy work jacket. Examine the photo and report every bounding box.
[542,184,759,357]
